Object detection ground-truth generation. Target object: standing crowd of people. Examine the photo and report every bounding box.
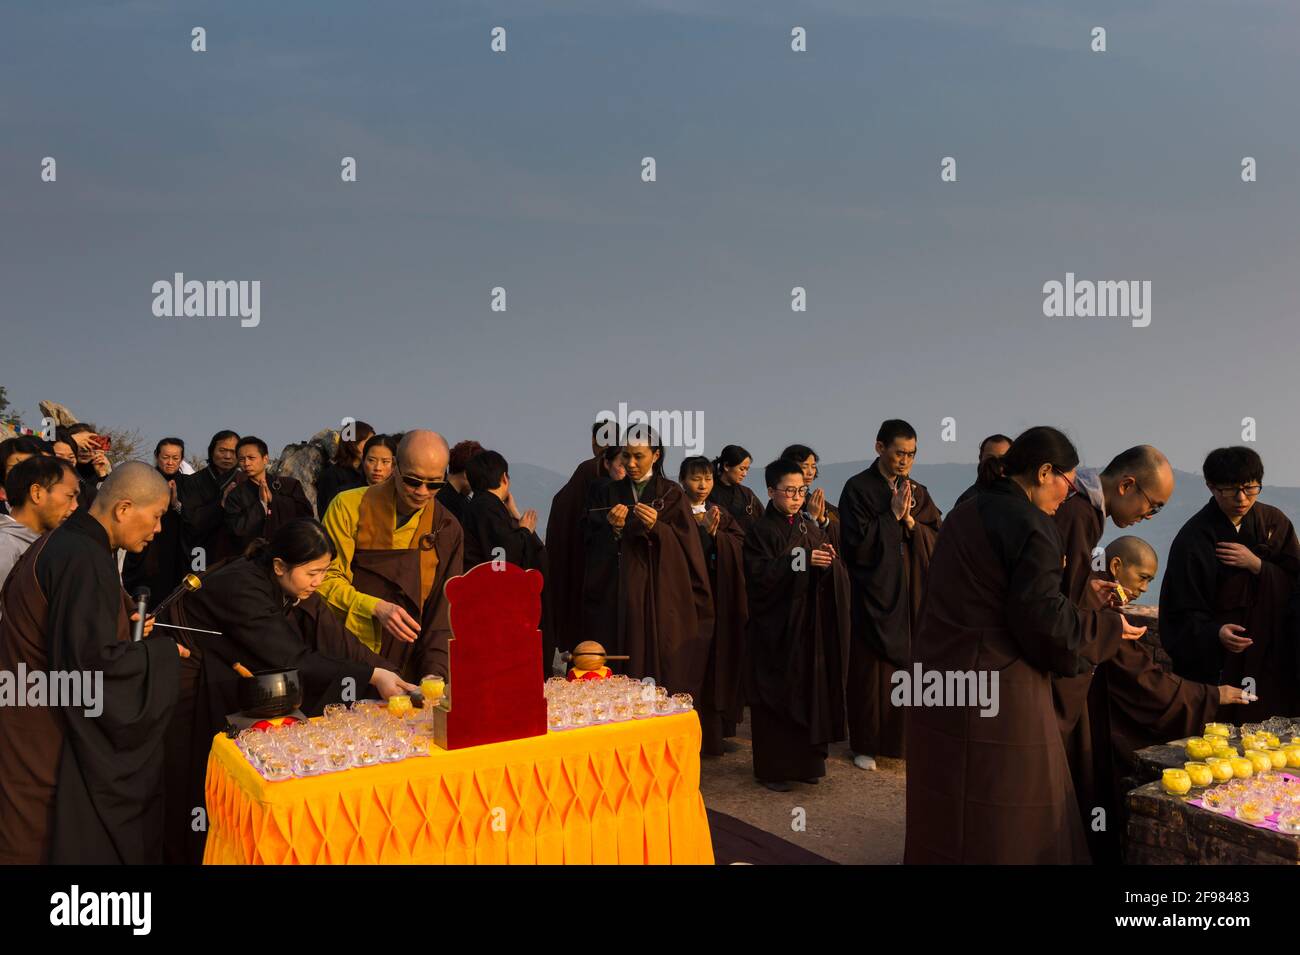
[0,413,1294,864]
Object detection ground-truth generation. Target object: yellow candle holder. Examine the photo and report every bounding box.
[1183,762,1214,787]
[1204,722,1232,739]
[387,694,412,716]
[1245,750,1273,774]
[1206,757,1235,781]
[1284,745,1300,769]
[1184,737,1214,760]
[1212,741,1237,758]
[419,675,446,703]
[1264,733,1282,748]
[1267,748,1288,770]
[1161,768,1193,795]
[1230,756,1254,779]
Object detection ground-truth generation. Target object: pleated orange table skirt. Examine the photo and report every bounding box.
[202,710,715,865]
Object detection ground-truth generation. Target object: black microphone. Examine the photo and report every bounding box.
[132,586,150,642]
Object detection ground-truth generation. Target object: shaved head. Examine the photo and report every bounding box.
[1105,535,1158,569]
[394,430,450,512]
[397,430,450,475]
[1103,445,1171,485]
[91,461,169,513]
[1101,444,1175,528]
[90,461,170,553]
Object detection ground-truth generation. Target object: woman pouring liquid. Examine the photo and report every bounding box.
[159,518,414,863]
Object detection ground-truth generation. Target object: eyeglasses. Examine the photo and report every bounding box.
[775,485,809,498]
[397,469,446,491]
[1052,467,1080,496]
[1212,484,1262,500]
[1133,479,1164,517]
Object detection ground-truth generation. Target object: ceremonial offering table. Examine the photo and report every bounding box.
[203,710,714,865]
[1126,780,1300,865]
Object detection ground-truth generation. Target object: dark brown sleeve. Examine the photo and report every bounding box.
[417,519,464,680]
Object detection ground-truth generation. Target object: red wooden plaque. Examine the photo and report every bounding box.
[433,560,548,749]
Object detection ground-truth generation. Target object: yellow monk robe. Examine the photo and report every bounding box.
[318,481,462,679]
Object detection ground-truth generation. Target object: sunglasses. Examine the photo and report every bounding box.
[398,470,446,491]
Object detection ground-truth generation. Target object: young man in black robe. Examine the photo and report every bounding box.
[223,435,314,552]
[461,449,553,678]
[0,462,184,864]
[123,437,190,599]
[953,433,1012,507]
[181,429,241,566]
[1162,446,1300,720]
[744,459,850,791]
[839,419,942,769]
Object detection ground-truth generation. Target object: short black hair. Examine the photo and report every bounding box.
[780,444,818,464]
[0,436,47,479]
[5,455,74,508]
[466,449,509,494]
[764,458,803,490]
[1203,446,1263,487]
[978,433,1013,456]
[154,437,185,457]
[876,419,917,446]
[66,423,95,437]
[207,429,239,461]
[678,455,712,483]
[236,435,269,457]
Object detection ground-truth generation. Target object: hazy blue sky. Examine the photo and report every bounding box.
[3,0,1299,484]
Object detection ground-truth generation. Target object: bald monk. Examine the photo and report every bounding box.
[1051,445,1175,818]
[0,462,186,863]
[1083,536,1244,862]
[318,430,464,681]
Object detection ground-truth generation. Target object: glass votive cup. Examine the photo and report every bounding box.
[1230,756,1254,779]
[632,699,653,719]
[1235,801,1269,824]
[406,736,430,757]
[324,747,354,773]
[591,700,610,723]
[653,697,674,716]
[381,740,407,763]
[261,756,293,781]
[355,747,380,767]
[1267,748,1288,770]
[671,693,694,712]
[1278,812,1300,835]
[1184,762,1214,788]
[609,700,631,721]
[1161,769,1192,796]
[1203,789,1233,814]
[547,704,570,731]
[420,675,446,702]
[570,702,592,727]
[1204,722,1232,739]
[293,753,324,777]
[323,703,347,721]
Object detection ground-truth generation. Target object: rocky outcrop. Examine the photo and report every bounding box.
[37,401,80,427]
[272,429,339,514]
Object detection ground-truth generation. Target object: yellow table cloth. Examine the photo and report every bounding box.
[203,710,714,865]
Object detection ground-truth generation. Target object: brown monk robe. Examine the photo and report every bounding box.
[0,506,180,864]
[744,499,850,785]
[1162,498,1300,721]
[905,478,1125,864]
[839,451,942,761]
[547,425,617,654]
[692,504,749,756]
[584,469,714,696]
[319,475,464,683]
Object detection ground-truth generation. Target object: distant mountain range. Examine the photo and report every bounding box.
[511,459,1300,605]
